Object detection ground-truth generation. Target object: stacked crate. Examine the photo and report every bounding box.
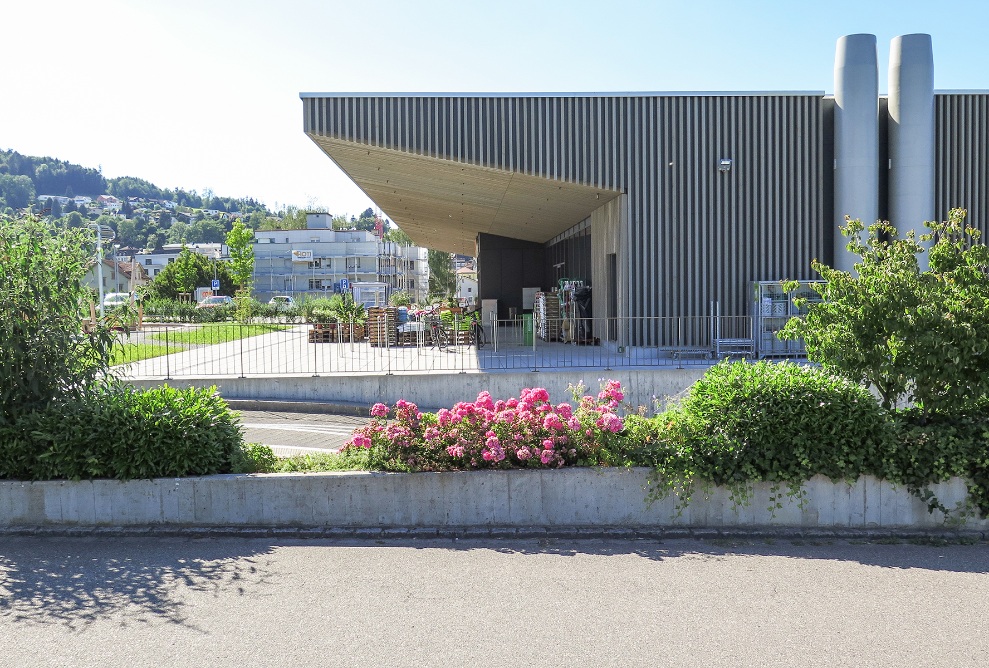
[535,292,561,341]
[308,324,335,343]
[367,307,398,347]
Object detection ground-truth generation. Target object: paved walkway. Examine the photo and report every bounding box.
[236,409,367,456]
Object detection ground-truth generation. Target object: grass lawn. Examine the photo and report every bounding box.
[111,342,184,365]
[153,323,291,345]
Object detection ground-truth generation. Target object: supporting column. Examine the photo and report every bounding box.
[833,34,879,273]
[888,34,935,270]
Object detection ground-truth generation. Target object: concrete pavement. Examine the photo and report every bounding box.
[2,535,987,667]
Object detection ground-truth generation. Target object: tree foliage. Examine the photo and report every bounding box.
[144,248,234,299]
[781,208,989,415]
[427,249,456,299]
[0,215,117,424]
[384,226,414,245]
[226,220,255,290]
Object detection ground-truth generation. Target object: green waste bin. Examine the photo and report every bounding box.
[522,313,533,345]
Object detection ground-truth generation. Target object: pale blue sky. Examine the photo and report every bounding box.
[2,0,986,218]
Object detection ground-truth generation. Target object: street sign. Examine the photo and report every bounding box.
[212,279,220,290]
[340,278,350,292]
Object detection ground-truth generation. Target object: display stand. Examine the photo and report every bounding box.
[752,280,823,357]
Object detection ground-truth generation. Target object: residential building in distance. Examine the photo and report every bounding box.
[252,213,429,303]
[82,257,149,296]
[456,264,478,306]
[134,243,227,280]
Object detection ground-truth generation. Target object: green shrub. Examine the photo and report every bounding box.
[887,406,989,515]
[0,216,118,424]
[231,442,278,473]
[645,360,893,507]
[0,384,243,480]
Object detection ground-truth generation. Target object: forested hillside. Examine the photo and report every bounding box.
[0,149,264,214]
[0,148,395,252]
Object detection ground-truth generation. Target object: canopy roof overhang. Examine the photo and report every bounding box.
[307,135,622,256]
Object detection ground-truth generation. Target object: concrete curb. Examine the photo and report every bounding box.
[3,469,986,532]
[1,524,984,542]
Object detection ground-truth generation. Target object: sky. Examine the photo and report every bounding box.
[2,0,987,219]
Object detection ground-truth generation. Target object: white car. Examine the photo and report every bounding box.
[268,295,296,310]
[196,295,234,309]
[102,292,131,308]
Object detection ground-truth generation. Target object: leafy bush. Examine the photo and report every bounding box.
[142,297,234,323]
[302,295,339,323]
[887,406,989,516]
[0,215,118,424]
[0,384,243,480]
[782,208,989,415]
[389,291,413,307]
[231,442,278,474]
[643,361,893,507]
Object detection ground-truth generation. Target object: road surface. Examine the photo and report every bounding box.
[2,536,987,667]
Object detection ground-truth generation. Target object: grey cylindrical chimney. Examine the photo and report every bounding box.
[834,34,879,273]
[888,34,935,270]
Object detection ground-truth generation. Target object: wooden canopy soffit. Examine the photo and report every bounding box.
[308,135,621,256]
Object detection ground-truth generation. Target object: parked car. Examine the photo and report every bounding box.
[268,295,296,310]
[196,295,234,309]
[102,292,131,309]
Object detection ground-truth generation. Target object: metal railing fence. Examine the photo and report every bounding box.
[112,313,766,379]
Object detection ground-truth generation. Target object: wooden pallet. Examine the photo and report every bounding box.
[368,307,398,347]
[308,328,336,343]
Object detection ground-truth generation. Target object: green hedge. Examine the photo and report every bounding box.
[632,361,989,516]
[640,361,895,507]
[0,385,243,480]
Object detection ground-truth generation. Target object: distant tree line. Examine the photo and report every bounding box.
[0,149,424,255]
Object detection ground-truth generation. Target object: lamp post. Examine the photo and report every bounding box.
[90,223,115,317]
[113,244,121,293]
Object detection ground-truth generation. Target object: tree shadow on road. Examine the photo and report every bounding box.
[455,534,989,574]
[311,532,989,574]
[0,536,277,630]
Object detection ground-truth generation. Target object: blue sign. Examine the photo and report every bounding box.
[340,278,350,292]
[211,279,220,290]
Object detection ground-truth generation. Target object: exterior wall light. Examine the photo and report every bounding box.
[718,158,733,172]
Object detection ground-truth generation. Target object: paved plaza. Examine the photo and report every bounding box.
[116,321,714,380]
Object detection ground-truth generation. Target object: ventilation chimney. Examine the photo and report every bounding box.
[833,34,879,273]
[888,34,935,270]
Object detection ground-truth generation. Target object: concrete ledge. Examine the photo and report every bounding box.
[124,368,707,414]
[1,470,985,530]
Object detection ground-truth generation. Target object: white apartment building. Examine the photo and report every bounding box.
[134,243,227,280]
[253,213,429,303]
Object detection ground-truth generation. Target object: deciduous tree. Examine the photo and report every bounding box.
[781,208,989,415]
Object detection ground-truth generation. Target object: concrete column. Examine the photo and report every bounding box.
[888,34,935,270]
[834,34,879,273]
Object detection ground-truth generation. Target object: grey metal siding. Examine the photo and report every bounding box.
[305,94,826,322]
[936,93,989,237]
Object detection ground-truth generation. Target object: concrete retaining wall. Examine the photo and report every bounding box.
[125,368,706,414]
[2,470,984,530]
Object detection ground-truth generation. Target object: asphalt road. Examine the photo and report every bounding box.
[2,536,987,667]
[237,410,369,455]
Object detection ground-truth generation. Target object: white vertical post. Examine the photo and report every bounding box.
[95,229,105,317]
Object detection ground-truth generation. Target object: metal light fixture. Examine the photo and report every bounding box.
[718,158,733,173]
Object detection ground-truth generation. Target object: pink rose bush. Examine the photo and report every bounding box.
[343,380,627,471]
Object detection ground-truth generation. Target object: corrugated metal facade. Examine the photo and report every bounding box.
[936,93,989,236]
[304,93,829,322]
